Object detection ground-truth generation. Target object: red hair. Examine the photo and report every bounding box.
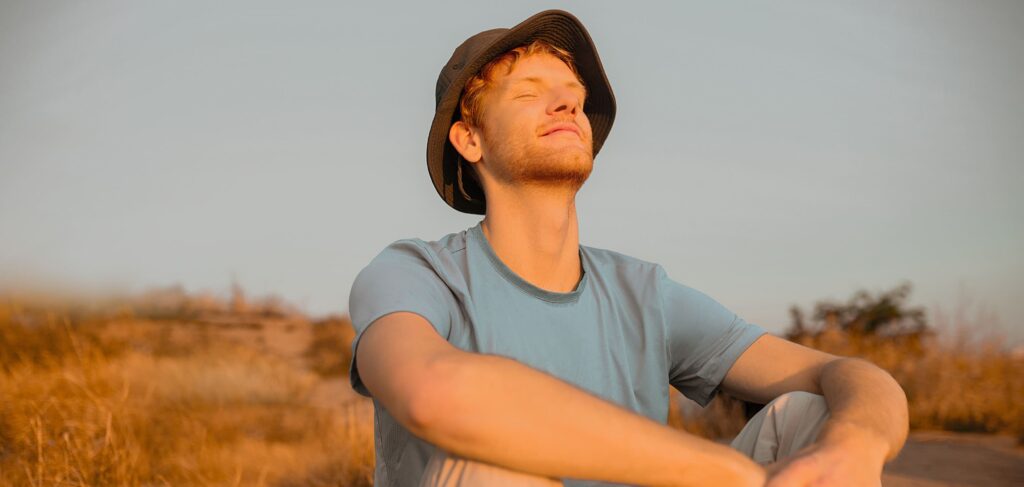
[458,40,586,130]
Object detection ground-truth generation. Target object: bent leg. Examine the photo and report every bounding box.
[730,391,882,486]
[729,391,830,465]
[418,450,563,487]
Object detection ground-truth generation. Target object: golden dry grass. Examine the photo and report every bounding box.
[0,292,373,487]
[2,287,1021,486]
[670,320,1024,444]
[304,316,355,379]
[794,327,1023,437]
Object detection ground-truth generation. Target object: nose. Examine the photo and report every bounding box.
[547,87,581,116]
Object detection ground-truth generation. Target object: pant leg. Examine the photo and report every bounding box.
[419,391,842,486]
[418,450,563,487]
[729,390,831,465]
[730,391,882,487]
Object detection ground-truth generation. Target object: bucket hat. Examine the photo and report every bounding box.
[426,9,617,214]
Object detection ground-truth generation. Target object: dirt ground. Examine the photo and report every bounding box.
[881,430,1023,486]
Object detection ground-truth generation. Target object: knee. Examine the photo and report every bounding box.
[766,391,828,414]
[777,390,824,402]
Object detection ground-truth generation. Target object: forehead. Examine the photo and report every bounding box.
[497,53,584,89]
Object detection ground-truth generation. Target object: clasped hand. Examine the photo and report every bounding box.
[758,435,886,487]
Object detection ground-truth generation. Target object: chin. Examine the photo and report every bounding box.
[491,140,595,188]
[521,153,593,188]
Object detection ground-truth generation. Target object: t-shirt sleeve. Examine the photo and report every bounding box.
[659,266,768,407]
[347,242,456,398]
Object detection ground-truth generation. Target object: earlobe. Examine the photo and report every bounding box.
[449,121,482,163]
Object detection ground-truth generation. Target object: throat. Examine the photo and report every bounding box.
[480,204,582,293]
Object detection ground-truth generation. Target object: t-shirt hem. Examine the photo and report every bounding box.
[691,324,770,407]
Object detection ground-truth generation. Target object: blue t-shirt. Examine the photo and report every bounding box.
[348,221,767,486]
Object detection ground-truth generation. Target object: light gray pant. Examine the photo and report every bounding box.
[420,391,835,486]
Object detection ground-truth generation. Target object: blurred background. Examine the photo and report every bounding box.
[1,1,1021,486]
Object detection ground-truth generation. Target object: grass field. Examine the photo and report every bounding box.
[671,324,1024,444]
[0,288,373,486]
[1,286,1020,486]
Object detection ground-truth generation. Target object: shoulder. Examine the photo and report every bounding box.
[366,228,470,269]
[582,243,660,270]
[349,229,469,328]
[349,227,472,303]
[581,243,670,289]
[581,244,713,300]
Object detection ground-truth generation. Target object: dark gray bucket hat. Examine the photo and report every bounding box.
[426,9,617,214]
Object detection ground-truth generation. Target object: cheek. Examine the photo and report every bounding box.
[580,116,594,139]
[507,114,539,139]
[491,110,523,136]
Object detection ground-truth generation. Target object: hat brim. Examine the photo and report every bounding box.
[426,9,617,215]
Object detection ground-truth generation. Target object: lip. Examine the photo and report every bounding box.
[541,123,581,137]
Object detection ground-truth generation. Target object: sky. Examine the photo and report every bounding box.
[1,0,1022,344]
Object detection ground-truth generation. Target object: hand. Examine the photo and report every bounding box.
[762,434,886,487]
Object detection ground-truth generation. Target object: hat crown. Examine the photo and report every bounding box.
[435,29,508,109]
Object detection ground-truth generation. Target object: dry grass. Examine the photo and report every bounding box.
[0,292,373,487]
[669,313,1024,444]
[2,286,1021,486]
[793,327,1023,437]
[305,316,355,379]
[668,388,750,440]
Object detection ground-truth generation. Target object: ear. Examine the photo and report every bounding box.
[449,121,483,163]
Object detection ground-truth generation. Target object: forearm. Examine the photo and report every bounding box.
[412,351,764,487]
[816,357,909,462]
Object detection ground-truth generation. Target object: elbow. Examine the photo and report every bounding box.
[861,358,906,396]
[838,357,909,408]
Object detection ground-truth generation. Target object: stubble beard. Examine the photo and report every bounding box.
[485,127,595,193]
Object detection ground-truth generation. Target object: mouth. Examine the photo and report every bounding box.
[542,123,581,138]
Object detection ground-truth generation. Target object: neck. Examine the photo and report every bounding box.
[479,184,582,293]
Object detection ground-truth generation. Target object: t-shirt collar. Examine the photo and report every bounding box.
[468,221,589,304]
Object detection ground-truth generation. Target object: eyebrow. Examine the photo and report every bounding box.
[511,76,588,96]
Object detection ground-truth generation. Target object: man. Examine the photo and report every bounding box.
[349,9,908,487]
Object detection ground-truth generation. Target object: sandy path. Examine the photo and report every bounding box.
[881,431,1024,486]
[711,429,1024,486]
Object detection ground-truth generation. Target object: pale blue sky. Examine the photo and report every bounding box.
[1,1,1021,344]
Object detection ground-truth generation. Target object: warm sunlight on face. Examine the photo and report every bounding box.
[470,52,595,190]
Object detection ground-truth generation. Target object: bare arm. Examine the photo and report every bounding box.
[356,311,766,487]
[722,334,909,465]
[815,358,909,463]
